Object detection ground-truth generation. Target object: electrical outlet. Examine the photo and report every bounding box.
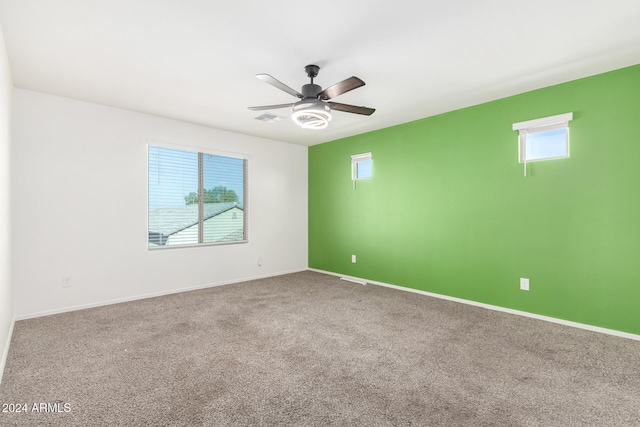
[257,258,263,267]
[62,276,72,288]
[520,278,529,291]
[351,255,356,263]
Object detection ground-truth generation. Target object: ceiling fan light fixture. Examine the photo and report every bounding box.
[291,100,332,130]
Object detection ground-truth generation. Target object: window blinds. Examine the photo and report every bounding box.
[148,145,247,248]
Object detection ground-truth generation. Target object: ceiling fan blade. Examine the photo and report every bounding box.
[318,76,365,100]
[248,103,294,111]
[327,102,375,116]
[256,74,303,99]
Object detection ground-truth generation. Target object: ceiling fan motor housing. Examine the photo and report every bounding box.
[301,84,322,99]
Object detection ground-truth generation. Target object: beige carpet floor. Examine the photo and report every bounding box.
[1,271,639,426]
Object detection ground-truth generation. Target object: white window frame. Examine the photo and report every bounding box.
[147,143,248,249]
[351,152,373,180]
[513,112,573,163]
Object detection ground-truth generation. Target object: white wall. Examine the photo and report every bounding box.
[0,24,13,379]
[11,89,308,318]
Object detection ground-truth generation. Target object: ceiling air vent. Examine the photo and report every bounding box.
[255,113,283,124]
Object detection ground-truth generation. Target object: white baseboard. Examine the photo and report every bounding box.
[15,269,307,321]
[310,268,640,342]
[13,267,640,342]
[0,318,15,386]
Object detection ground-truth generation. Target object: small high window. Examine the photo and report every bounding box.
[352,152,372,180]
[513,113,573,163]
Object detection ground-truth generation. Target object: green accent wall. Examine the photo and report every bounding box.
[309,64,640,336]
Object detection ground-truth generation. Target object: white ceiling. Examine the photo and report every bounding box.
[1,1,640,146]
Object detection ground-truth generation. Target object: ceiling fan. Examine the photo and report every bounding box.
[249,65,375,130]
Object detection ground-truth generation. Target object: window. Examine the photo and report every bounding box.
[352,152,373,180]
[513,113,573,163]
[148,145,247,248]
